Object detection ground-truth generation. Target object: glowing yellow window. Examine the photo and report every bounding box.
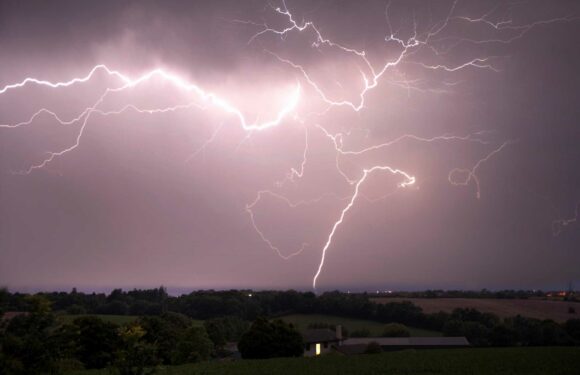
[315,343,321,356]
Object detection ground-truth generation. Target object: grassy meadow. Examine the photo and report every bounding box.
[69,347,580,375]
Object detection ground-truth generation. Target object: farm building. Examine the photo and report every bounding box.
[302,326,343,356]
[301,324,469,356]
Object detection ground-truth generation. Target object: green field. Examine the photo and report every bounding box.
[69,347,580,375]
[279,314,441,337]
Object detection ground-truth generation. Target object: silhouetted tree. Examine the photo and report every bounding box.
[238,318,303,359]
[139,312,191,364]
[72,316,122,368]
[0,312,60,374]
[204,316,249,351]
[565,319,580,343]
[173,326,213,363]
[113,324,158,375]
[462,321,490,346]
[0,297,63,375]
[490,324,517,346]
[538,320,572,345]
[442,319,464,337]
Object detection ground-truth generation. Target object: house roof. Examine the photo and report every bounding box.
[342,337,470,347]
[302,329,340,343]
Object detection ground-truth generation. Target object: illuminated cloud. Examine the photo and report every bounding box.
[0,0,578,291]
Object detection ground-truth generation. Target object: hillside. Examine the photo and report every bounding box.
[373,298,579,322]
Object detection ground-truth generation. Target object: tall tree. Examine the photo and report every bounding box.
[238,318,303,359]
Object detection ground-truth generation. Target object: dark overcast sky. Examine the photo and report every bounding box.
[0,0,579,293]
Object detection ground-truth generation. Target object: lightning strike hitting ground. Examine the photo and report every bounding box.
[313,165,415,289]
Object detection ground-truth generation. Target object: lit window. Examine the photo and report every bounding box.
[315,343,321,355]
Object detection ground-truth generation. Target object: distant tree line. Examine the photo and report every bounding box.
[1,287,171,317]
[1,287,580,373]
[379,289,553,299]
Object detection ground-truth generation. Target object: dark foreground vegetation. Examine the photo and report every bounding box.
[70,347,580,375]
[1,287,580,374]
[3,287,578,335]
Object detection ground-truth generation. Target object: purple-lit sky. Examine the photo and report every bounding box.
[1,0,579,293]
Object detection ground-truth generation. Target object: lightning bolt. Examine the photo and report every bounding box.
[1,65,301,131]
[245,189,327,260]
[0,64,126,95]
[186,122,225,163]
[448,141,513,199]
[1,66,301,174]
[313,165,415,289]
[1,0,576,290]
[240,0,515,114]
[552,202,580,236]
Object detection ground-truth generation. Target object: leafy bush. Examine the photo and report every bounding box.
[72,316,122,369]
[564,319,580,342]
[66,304,87,315]
[139,312,192,364]
[113,324,159,375]
[381,323,410,337]
[490,324,517,346]
[173,326,213,363]
[462,322,490,346]
[204,316,249,351]
[0,311,61,375]
[443,319,464,337]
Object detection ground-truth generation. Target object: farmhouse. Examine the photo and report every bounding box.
[302,326,343,356]
[301,324,469,356]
